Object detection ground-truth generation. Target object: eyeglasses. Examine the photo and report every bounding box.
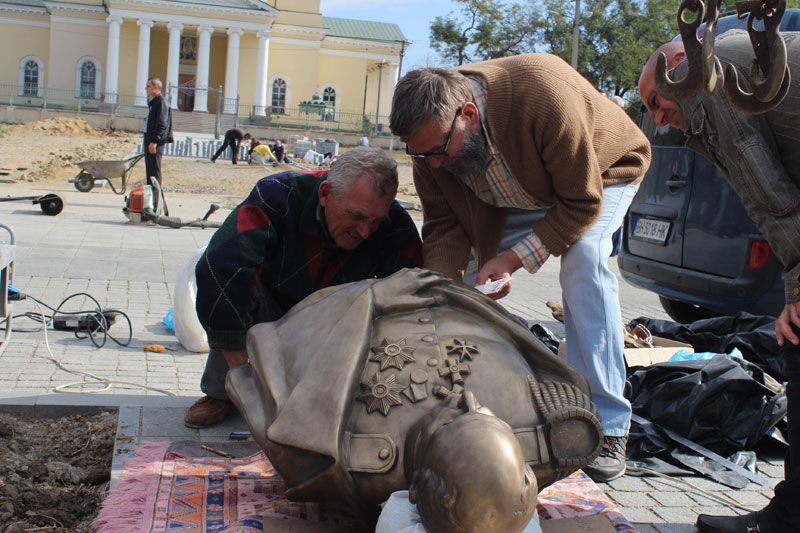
[405,107,462,158]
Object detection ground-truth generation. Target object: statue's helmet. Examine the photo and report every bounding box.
[406,392,537,533]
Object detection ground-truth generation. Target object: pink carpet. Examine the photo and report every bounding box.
[95,441,637,532]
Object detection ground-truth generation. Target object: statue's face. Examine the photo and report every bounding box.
[408,399,537,532]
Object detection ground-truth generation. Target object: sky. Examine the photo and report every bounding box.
[320,0,461,74]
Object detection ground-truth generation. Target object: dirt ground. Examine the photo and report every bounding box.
[0,411,117,532]
[0,117,420,211]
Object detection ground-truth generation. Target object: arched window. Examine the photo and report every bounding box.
[322,86,335,108]
[80,61,96,98]
[24,61,39,96]
[75,57,101,99]
[19,56,44,97]
[320,83,340,121]
[271,78,286,114]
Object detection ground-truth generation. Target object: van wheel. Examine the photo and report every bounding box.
[658,296,718,324]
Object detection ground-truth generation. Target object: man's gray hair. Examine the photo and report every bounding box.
[327,146,398,198]
[390,68,472,141]
[147,77,163,90]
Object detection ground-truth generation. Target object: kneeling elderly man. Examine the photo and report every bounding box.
[187,147,423,428]
[227,268,605,531]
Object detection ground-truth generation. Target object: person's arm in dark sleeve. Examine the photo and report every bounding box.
[195,181,280,348]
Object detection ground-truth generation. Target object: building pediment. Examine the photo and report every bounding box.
[108,0,277,21]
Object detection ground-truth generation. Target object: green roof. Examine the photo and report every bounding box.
[322,16,407,43]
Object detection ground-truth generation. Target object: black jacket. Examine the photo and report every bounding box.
[144,93,173,145]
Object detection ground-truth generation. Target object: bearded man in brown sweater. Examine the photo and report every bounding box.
[390,54,651,482]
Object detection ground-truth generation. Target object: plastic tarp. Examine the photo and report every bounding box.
[626,356,786,458]
[630,312,785,380]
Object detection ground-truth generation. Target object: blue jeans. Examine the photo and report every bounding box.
[560,182,639,437]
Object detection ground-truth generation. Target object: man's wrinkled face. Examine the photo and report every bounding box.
[319,175,393,250]
[639,51,688,131]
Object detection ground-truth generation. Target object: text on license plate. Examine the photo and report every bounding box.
[633,218,671,244]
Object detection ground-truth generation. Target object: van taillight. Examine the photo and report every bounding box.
[749,242,771,268]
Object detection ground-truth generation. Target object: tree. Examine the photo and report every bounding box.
[429,0,798,122]
[429,0,505,65]
[429,0,541,65]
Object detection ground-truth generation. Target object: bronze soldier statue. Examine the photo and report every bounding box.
[226,268,603,531]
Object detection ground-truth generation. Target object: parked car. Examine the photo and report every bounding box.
[617,9,800,324]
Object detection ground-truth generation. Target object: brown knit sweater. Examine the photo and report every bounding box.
[413,53,651,280]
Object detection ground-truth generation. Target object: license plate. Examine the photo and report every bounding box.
[632,217,671,244]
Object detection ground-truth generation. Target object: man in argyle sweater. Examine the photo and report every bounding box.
[187,147,422,427]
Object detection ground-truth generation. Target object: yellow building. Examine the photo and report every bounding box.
[0,0,408,130]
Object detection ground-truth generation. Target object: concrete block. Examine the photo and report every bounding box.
[650,492,697,507]
[610,491,659,508]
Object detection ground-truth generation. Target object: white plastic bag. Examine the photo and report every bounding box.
[172,247,209,352]
[376,490,542,533]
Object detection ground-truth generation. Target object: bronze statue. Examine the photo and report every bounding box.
[226,268,603,531]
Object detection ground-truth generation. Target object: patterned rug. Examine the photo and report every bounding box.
[94,441,637,532]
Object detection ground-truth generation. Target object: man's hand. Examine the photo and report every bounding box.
[475,250,522,300]
[148,142,157,154]
[776,301,800,346]
[223,348,249,369]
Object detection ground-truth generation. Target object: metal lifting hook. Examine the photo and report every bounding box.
[702,0,724,95]
[723,0,791,113]
[655,0,708,102]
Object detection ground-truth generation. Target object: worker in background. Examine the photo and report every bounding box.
[211,128,250,164]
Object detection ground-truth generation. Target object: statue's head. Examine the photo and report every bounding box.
[405,392,537,533]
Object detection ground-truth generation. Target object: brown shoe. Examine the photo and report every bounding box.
[184,396,236,428]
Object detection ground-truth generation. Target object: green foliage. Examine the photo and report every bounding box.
[0,124,9,139]
[429,0,541,65]
[427,0,682,117]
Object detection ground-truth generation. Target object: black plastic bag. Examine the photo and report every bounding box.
[629,312,785,380]
[528,323,560,355]
[625,356,786,457]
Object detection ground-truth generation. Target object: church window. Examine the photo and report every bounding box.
[271,78,286,114]
[23,60,39,96]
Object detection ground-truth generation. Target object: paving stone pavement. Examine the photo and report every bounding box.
[0,182,784,532]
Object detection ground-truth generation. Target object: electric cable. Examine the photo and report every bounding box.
[23,292,132,349]
[28,299,176,396]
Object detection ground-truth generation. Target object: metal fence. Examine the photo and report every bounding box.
[235,102,391,135]
[0,84,392,135]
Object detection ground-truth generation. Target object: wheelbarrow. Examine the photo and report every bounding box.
[69,153,144,194]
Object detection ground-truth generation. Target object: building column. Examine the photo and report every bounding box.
[135,19,153,106]
[223,28,242,114]
[166,22,183,110]
[254,29,270,116]
[104,15,123,104]
[193,24,213,113]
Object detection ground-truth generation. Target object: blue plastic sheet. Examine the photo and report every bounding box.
[163,308,175,332]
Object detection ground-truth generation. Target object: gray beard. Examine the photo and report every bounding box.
[441,127,491,176]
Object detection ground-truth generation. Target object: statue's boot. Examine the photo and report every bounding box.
[522,374,604,488]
